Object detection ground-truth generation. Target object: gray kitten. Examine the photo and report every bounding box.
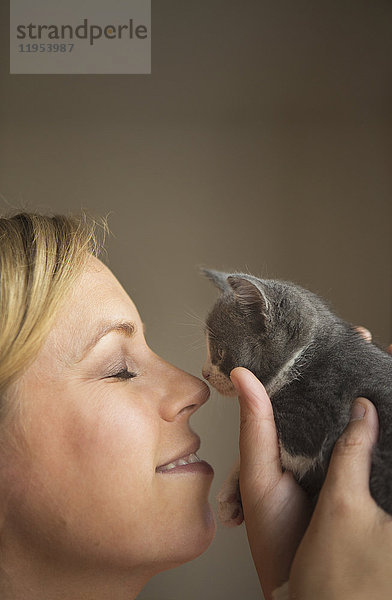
[202,269,392,529]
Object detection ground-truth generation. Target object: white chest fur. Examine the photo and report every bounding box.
[279,442,319,480]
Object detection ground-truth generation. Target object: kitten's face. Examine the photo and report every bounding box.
[202,289,268,396]
[202,272,315,396]
[202,332,237,396]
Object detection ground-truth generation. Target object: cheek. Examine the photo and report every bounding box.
[204,337,236,397]
[203,349,236,397]
[206,364,237,397]
[63,393,156,469]
[11,377,216,570]
[57,389,159,505]
[18,383,160,538]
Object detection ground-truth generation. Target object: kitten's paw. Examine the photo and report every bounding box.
[272,581,289,600]
[217,462,243,527]
[217,493,244,527]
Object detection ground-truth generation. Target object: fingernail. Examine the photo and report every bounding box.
[230,372,240,394]
[350,400,366,421]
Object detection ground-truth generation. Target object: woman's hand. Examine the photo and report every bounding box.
[292,329,392,598]
[231,338,392,600]
[289,396,392,600]
[230,367,313,599]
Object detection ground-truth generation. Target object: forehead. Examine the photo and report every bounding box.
[43,256,141,364]
[207,294,235,326]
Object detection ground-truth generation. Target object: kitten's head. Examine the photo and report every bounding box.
[201,269,319,396]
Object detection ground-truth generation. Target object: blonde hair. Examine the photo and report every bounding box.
[0,211,107,422]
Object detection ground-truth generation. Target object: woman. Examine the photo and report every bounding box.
[0,212,390,600]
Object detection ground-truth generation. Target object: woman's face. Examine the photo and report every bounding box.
[3,256,215,581]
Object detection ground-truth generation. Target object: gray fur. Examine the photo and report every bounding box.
[203,270,392,514]
[201,268,231,291]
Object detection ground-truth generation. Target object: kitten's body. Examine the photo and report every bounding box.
[203,270,392,513]
[273,324,392,502]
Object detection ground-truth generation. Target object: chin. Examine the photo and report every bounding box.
[163,502,217,570]
[186,499,216,556]
[210,378,237,397]
[197,501,217,553]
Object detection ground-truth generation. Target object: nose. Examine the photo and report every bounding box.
[202,359,211,381]
[154,355,210,422]
[202,365,210,380]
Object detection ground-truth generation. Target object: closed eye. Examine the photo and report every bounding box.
[107,369,137,381]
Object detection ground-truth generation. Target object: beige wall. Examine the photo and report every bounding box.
[1,1,391,598]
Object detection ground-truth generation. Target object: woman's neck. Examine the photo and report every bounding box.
[0,541,151,600]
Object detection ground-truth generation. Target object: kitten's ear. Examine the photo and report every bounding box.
[201,268,230,291]
[227,277,268,313]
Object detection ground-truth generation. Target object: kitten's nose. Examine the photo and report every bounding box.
[202,366,210,380]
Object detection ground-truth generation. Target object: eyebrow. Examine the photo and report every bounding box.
[76,320,143,362]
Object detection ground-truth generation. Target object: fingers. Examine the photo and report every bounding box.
[354,325,392,356]
[320,397,379,502]
[230,367,282,492]
[355,326,372,342]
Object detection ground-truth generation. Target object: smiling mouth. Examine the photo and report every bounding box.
[156,452,202,473]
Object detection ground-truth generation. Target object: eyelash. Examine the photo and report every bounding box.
[107,368,137,381]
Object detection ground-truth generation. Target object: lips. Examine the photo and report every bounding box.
[156,452,202,473]
[156,438,202,472]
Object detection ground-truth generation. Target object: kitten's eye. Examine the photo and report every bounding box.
[217,347,224,360]
[107,368,137,381]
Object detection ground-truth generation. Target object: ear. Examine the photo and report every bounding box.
[227,276,268,314]
[201,268,230,291]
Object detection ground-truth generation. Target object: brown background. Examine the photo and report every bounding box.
[1,1,391,598]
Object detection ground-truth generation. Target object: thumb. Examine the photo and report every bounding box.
[321,397,379,501]
[230,367,282,492]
